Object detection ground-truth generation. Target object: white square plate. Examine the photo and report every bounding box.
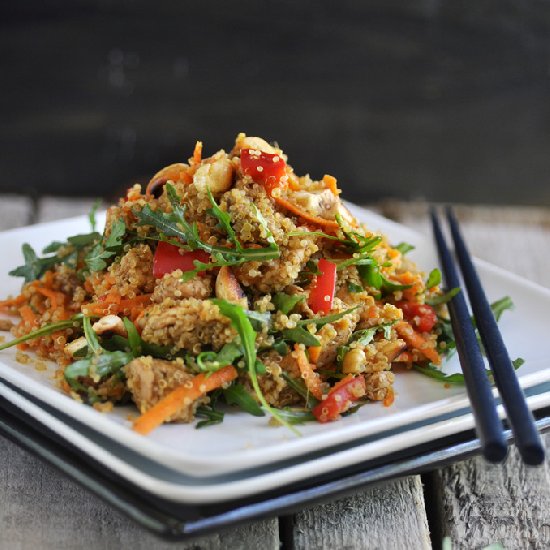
[0,207,549,478]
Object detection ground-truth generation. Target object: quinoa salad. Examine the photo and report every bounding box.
[0,134,464,434]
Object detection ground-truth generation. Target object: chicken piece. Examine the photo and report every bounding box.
[152,270,212,303]
[140,298,236,352]
[124,356,207,422]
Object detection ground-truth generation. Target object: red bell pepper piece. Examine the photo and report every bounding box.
[395,301,437,333]
[308,258,337,314]
[153,242,210,279]
[312,375,366,422]
[240,148,287,195]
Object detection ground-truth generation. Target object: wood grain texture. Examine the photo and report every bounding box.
[292,477,431,550]
[387,201,550,549]
[0,195,32,230]
[0,197,280,550]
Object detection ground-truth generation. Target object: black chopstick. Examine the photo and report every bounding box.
[430,208,507,463]
[446,207,545,466]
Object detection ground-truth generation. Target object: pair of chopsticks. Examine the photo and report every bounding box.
[431,206,545,465]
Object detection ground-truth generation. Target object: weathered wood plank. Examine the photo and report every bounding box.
[293,477,431,550]
[0,197,280,550]
[387,201,550,549]
[0,195,32,229]
[36,196,101,222]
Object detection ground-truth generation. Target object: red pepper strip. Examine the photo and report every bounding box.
[312,375,366,423]
[395,301,437,333]
[153,242,210,279]
[308,258,337,314]
[240,148,287,195]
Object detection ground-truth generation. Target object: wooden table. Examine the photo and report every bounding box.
[0,196,549,550]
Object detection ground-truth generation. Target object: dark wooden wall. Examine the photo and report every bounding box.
[2,1,550,205]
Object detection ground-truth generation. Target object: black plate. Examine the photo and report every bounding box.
[1,387,549,542]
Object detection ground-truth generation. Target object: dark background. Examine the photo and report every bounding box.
[2,1,550,205]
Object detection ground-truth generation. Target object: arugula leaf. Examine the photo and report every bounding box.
[223,383,265,416]
[8,244,58,282]
[281,372,319,407]
[295,307,359,328]
[123,318,142,357]
[64,350,133,391]
[85,219,126,272]
[490,296,514,322]
[358,264,383,289]
[273,293,305,315]
[393,242,415,255]
[0,314,84,351]
[82,316,101,354]
[88,199,101,232]
[272,408,316,425]
[207,188,240,249]
[272,340,290,355]
[212,298,297,433]
[426,287,460,306]
[195,405,225,429]
[414,357,524,386]
[336,323,395,366]
[426,268,442,289]
[334,255,375,271]
[347,282,363,293]
[281,327,321,347]
[380,275,413,293]
[196,342,243,373]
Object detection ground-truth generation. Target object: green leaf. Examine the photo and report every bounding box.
[9,244,58,282]
[426,287,460,306]
[196,342,243,373]
[512,357,525,369]
[123,318,142,357]
[393,242,415,255]
[64,350,133,389]
[281,372,319,408]
[195,405,225,429]
[85,219,126,272]
[347,282,363,293]
[271,408,316,425]
[358,263,383,289]
[223,383,265,416]
[273,292,305,315]
[426,268,442,289]
[295,307,359,328]
[207,188,240,249]
[272,340,290,355]
[88,199,101,232]
[281,327,321,347]
[212,298,298,434]
[412,364,469,385]
[490,296,514,322]
[380,275,413,293]
[0,314,84,351]
[82,316,101,355]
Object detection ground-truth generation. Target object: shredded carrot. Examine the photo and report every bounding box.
[83,294,152,317]
[272,196,339,230]
[322,174,339,195]
[36,287,65,310]
[395,321,440,365]
[19,305,37,326]
[192,140,203,165]
[0,295,26,311]
[294,344,324,400]
[383,387,395,407]
[308,346,322,364]
[133,365,238,435]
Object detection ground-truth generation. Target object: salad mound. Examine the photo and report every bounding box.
[0,134,456,434]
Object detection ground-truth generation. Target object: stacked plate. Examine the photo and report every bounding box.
[1,207,549,534]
